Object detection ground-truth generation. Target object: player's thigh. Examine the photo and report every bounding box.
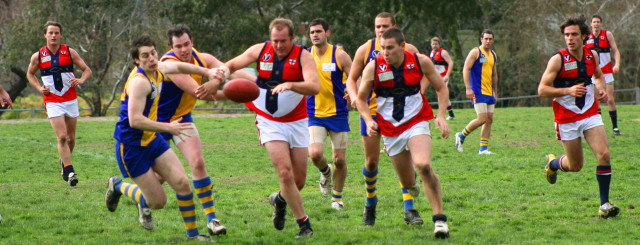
[560,137,584,164]
[153,149,189,192]
[64,116,78,136]
[290,147,309,175]
[176,133,204,163]
[48,116,68,138]
[362,134,381,158]
[583,125,610,162]
[407,134,433,166]
[328,131,348,150]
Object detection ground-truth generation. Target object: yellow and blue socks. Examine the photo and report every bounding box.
[116,181,147,208]
[177,193,200,237]
[596,165,612,205]
[401,187,415,211]
[331,189,343,204]
[319,165,331,179]
[479,137,489,152]
[193,177,217,222]
[363,167,378,207]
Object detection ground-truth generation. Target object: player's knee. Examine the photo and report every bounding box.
[189,157,207,174]
[146,195,167,209]
[415,162,433,174]
[333,156,346,168]
[276,167,294,183]
[309,151,324,163]
[57,134,69,144]
[596,149,610,164]
[172,176,192,193]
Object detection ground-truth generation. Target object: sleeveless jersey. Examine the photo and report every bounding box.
[246,41,307,122]
[307,44,348,118]
[38,44,77,103]
[430,48,449,77]
[552,47,598,124]
[470,47,497,96]
[157,48,208,122]
[114,67,164,146]
[373,51,433,137]
[586,29,612,74]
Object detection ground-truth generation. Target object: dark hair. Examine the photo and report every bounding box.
[560,15,590,36]
[592,14,603,22]
[376,12,396,25]
[130,35,156,66]
[481,29,494,38]
[167,24,192,46]
[431,37,442,45]
[381,28,405,45]
[43,21,62,34]
[309,18,329,32]
[270,18,295,38]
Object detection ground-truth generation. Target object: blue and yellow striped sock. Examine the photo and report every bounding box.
[461,127,471,140]
[177,193,199,237]
[363,167,378,207]
[331,189,343,203]
[193,177,217,222]
[479,137,489,152]
[319,165,331,178]
[596,166,612,205]
[116,181,147,208]
[401,187,414,211]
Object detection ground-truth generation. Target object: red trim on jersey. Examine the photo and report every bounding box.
[38,44,77,103]
[430,48,449,77]
[586,30,612,73]
[553,48,599,124]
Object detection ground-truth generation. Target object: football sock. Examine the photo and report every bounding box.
[319,165,331,179]
[461,127,471,139]
[363,167,378,207]
[331,189,343,203]
[609,110,618,129]
[177,192,199,237]
[116,181,148,208]
[193,177,217,222]
[479,137,489,152]
[549,155,566,172]
[596,165,612,205]
[401,187,414,211]
[447,106,455,117]
[274,192,287,208]
[432,214,448,222]
[296,216,311,228]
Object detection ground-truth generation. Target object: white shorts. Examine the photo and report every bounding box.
[555,114,603,141]
[45,99,79,118]
[382,121,431,156]
[309,126,348,149]
[172,123,199,145]
[256,115,309,148]
[474,103,495,114]
[593,73,614,84]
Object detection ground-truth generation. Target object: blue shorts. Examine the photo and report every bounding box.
[159,113,194,141]
[473,94,496,105]
[308,114,350,132]
[115,136,171,178]
[359,115,378,136]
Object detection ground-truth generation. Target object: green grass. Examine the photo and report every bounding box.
[0,106,638,244]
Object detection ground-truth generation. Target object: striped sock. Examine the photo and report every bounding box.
[117,181,147,208]
[177,192,199,237]
[363,167,378,207]
[331,189,343,203]
[461,127,471,139]
[319,165,331,178]
[401,187,414,211]
[296,216,311,228]
[193,177,217,222]
[609,110,618,129]
[479,137,489,152]
[596,166,612,205]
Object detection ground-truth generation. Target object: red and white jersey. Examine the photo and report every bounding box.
[552,48,599,124]
[38,44,77,103]
[586,29,612,74]
[429,48,449,77]
[373,51,434,137]
[245,42,307,122]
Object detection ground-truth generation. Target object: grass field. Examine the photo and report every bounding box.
[0,106,638,244]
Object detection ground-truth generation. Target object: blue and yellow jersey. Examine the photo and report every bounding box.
[114,67,164,147]
[470,47,497,96]
[157,48,208,123]
[307,44,348,118]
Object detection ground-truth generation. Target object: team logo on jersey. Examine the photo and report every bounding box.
[378,64,387,71]
[564,55,571,62]
[586,55,593,60]
[61,51,67,55]
[372,50,381,57]
[289,59,296,65]
[600,36,605,39]
[262,53,272,61]
[406,63,415,69]
[41,51,48,56]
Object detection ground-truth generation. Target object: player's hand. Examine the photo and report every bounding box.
[596,88,608,102]
[272,82,293,94]
[207,67,226,81]
[366,121,379,137]
[443,76,450,84]
[168,118,194,142]
[40,85,50,95]
[195,80,219,100]
[69,78,85,87]
[465,88,474,100]
[0,96,12,109]
[567,84,587,97]
[434,116,450,139]
[613,65,619,74]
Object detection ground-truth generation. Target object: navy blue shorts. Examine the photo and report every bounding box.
[115,136,171,178]
[159,113,193,141]
[308,114,350,132]
[359,115,378,136]
[473,94,496,105]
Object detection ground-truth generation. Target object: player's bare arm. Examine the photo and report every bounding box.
[272,49,320,95]
[590,50,607,102]
[69,48,92,87]
[606,31,620,73]
[345,43,368,107]
[337,49,352,79]
[441,49,454,83]
[492,54,498,100]
[419,54,450,138]
[355,61,377,137]
[537,54,586,98]
[406,43,420,53]
[26,52,50,95]
[462,48,479,99]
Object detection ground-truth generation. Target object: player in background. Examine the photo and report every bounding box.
[306,18,353,210]
[105,35,223,241]
[344,12,421,226]
[538,15,619,219]
[158,24,255,236]
[587,14,622,136]
[430,37,455,120]
[26,21,92,186]
[356,28,450,238]
[196,18,319,238]
[454,29,498,155]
